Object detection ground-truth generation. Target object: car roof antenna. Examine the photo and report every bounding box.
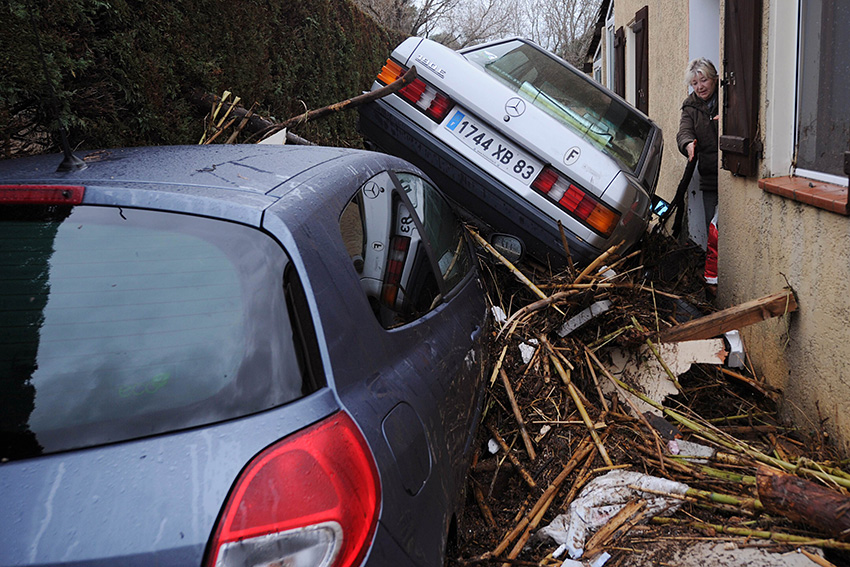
[28,7,85,172]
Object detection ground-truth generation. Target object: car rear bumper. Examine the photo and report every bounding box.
[358,100,603,267]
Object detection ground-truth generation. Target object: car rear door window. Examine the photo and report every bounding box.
[395,172,472,291]
[0,204,321,461]
[339,171,473,328]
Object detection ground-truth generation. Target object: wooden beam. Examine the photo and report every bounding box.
[658,290,796,343]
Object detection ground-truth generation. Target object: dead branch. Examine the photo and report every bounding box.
[247,66,419,143]
[486,423,537,489]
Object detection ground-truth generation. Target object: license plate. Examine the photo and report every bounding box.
[446,110,540,184]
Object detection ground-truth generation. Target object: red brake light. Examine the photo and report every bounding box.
[206,412,381,567]
[399,79,427,103]
[426,93,454,122]
[530,169,558,194]
[0,185,85,205]
[381,235,411,307]
[531,167,620,237]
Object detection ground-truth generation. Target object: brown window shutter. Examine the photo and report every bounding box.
[614,27,626,97]
[634,6,649,114]
[721,0,762,177]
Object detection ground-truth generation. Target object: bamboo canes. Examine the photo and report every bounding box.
[500,290,579,334]
[669,459,757,485]
[489,344,509,387]
[585,349,610,412]
[485,437,595,560]
[500,369,537,460]
[574,240,624,284]
[501,443,598,566]
[548,352,613,467]
[584,346,668,473]
[631,316,682,391]
[652,518,850,552]
[604,367,850,490]
[557,220,576,277]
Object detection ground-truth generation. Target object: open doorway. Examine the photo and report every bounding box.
[685,0,720,248]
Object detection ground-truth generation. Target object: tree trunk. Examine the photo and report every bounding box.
[757,465,850,539]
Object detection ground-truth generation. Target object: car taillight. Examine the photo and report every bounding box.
[0,185,85,204]
[381,235,410,307]
[376,58,405,85]
[531,167,620,237]
[205,412,381,567]
[375,59,454,123]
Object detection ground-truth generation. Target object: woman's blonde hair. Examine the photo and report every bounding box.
[684,58,718,85]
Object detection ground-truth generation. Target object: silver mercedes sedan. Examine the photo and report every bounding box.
[359,36,663,267]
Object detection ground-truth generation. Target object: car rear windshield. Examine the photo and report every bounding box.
[464,39,653,172]
[1,204,320,461]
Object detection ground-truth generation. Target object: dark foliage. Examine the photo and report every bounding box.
[1,0,403,157]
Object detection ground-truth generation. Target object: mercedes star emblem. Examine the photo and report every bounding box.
[505,97,526,118]
[363,181,382,199]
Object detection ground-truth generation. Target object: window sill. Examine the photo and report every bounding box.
[759,175,849,215]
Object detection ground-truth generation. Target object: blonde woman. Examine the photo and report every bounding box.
[676,57,719,233]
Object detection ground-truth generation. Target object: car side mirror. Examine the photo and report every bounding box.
[489,233,524,264]
[650,195,670,218]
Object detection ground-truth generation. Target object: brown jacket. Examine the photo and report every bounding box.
[676,91,718,192]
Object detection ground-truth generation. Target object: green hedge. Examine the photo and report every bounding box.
[0,0,402,156]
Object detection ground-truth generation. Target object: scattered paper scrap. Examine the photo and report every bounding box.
[519,338,539,364]
[492,305,508,325]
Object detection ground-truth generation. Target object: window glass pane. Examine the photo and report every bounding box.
[340,171,471,328]
[796,0,850,176]
[396,173,472,291]
[464,40,653,172]
[1,205,313,460]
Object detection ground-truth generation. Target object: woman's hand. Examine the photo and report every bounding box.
[686,139,698,161]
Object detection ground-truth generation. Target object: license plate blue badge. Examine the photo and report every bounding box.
[446,110,465,131]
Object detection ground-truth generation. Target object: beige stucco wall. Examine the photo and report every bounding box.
[624,0,850,455]
[718,0,850,456]
[721,176,850,456]
[614,1,690,205]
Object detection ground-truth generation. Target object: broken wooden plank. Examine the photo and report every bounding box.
[657,289,797,343]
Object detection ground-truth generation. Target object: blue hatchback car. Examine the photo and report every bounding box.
[0,145,489,567]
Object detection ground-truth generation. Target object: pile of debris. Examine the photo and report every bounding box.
[452,229,848,567]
